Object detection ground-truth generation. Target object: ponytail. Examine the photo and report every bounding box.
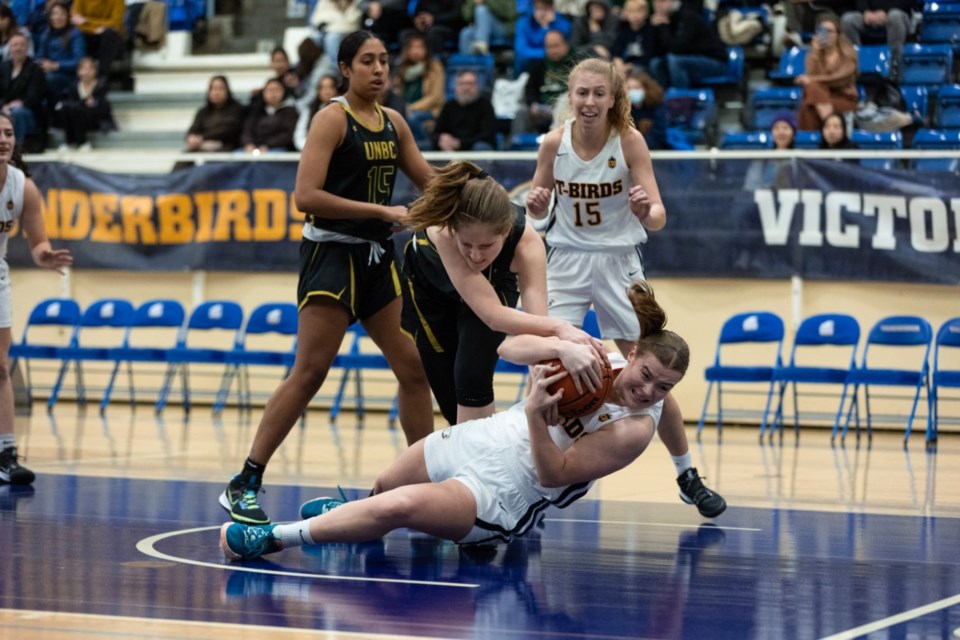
[627,281,689,375]
[406,160,515,234]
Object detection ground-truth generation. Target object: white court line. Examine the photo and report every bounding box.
[136,526,479,588]
[820,593,960,640]
[549,518,762,532]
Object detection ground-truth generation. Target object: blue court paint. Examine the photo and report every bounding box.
[2,475,959,639]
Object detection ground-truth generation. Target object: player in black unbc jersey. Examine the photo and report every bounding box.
[400,160,604,426]
[220,31,436,526]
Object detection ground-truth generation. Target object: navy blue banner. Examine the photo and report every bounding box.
[8,158,959,284]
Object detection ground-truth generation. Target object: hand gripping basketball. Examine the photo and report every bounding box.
[541,358,614,419]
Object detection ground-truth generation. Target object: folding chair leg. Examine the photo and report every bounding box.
[181,364,192,413]
[388,394,399,430]
[902,380,926,447]
[716,383,724,439]
[75,361,87,407]
[126,360,136,409]
[927,385,938,445]
[840,384,860,445]
[100,361,122,415]
[863,385,873,442]
[330,367,352,424]
[48,359,71,413]
[696,382,715,441]
[353,369,364,421]
[213,365,237,415]
[155,363,177,414]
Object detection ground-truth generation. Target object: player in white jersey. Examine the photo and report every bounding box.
[220,282,688,559]
[0,111,73,485]
[525,57,726,518]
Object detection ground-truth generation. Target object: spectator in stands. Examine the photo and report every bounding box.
[841,0,911,82]
[458,0,515,55]
[819,111,858,148]
[308,0,362,71]
[0,4,32,61]
[295,73,339,150]
[783,0,855,49]
[292,38,327,105]
[628,68,668,150]
[269,47,303,100]
[795,15,857,130]
[361,0,412,46]
[404,0,463,56]
[0,33,45,148]
[50,56,114,150]
[649,0,729,89]
[433,69,497,151]
[612,0,656,76]
[395,32,444,148]
[185,75,246,152]
[35,2,86,104]
[570,0,618,60]
[26,0,58,38]
[380,69,407,116]
[771,111,797,149]
[515,29,577,135]
[70,0,125,81]
[242,77,299,153]
[515,0,572,76]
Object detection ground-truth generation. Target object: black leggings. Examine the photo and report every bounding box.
[418,305,507,426]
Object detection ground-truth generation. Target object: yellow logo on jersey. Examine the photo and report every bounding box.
[598,413,611,422]
[5,200,12,210]
[608,156,616,169]
[364,140,398,161]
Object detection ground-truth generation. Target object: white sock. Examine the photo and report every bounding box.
[0,434,14,450]
[671,452,694,475]
[273,521,315,548]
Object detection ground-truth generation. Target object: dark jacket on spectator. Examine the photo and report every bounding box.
[612,21,658,69]
[242,101,299,150]
[631,103,669,149]
[433,94,498,150]
[0,56,44,113]
[570,0,619,54]
[525,50,578,108]
[855,0,912,13]
[35,26,87,77]
[414,0,464,31]
[651,5,727,61]
[52,77,116,144]
[188,100,246,150]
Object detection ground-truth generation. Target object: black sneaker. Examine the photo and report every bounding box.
[219,475,270,525]
[677,467,727,518]
[0,446,35,485]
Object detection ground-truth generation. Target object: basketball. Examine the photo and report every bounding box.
[541,358,614,419]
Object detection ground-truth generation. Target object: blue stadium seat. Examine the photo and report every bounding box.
[664,88,717,145]
[795,130,822,148]
[910,128,960,172]
[719,130,771,149]
[747,87,803,130]
[769,47,807,83]
[857,45,892,79]
[850,129,902,170]
[920,2,960,48]
[901,43,954,85]
[900,84,931,123]
[167,0,206,31]
[697,46,745,90]
[934,84,960,127]
[9,298,82,405]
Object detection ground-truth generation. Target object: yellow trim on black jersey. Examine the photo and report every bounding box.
[405,280,444,353]
[336,99,385,133]
[390,262,401,296]
[299,288,346,311]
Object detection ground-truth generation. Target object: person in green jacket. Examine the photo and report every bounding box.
[458,0,516,55]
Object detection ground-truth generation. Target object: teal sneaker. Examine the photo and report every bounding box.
[220,523,281,561]
[299,496,345,520]
[219,475,270,525]
[299,486,351,519]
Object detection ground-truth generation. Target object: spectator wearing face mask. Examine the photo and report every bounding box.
[433,69,498,151]
[627,69,667,150]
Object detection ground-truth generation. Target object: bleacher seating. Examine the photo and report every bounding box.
[747,87,803,130]
[920,2,960,50]
[719,130,771,149]
[900,43,954,86]
[665,88,717,146]
[901,84,931,123]
[795,131,821,149]
[697,46,746,92]
[934,84,960,127]
[910,128,960,171]
[769,47,807,83]
[857,45,893,80]
[850,129,903,170]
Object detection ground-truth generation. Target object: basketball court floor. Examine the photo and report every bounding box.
[1,404,958,640]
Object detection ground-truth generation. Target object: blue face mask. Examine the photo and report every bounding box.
[629,88,645,105]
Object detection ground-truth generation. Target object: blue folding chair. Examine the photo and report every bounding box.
[842,315,933,447]
[698,46,745,90]
[900,84,930,124]
[697,311,785,440]
[102,299,186,414]
[929,317,960,444]
[49,299,136,412]
[157,301,244,414]
[769,47,807,83]
[330,324,399,428]
[9,298,81,405]
[214,302,299,414]
[771,314,860,442]
[920,2,960,49]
